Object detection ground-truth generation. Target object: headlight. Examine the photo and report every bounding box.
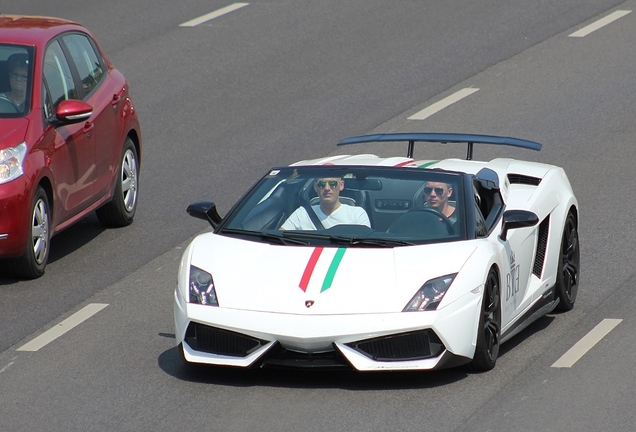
[189,266,218,306]
[403,274,457,311]
[0,143,27,184]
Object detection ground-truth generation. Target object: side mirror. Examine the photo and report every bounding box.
[500,210,539,241]
[187,201,222,228]
[54,99,93,125]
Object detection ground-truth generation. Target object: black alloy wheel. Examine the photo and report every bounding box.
[555,212,580,312]
[470,266,501,371]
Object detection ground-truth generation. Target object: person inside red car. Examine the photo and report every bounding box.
[0,53,28,112]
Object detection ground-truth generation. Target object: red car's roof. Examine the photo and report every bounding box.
[0,15,86,45]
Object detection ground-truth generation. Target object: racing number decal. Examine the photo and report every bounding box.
[506,252,521,302]
[298,247,347,293]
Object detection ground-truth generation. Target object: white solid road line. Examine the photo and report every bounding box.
[408,88,479,120]
[16,303,109,352]
[180,3,249,27]
[569,10,631,37]
[551,318,622,368]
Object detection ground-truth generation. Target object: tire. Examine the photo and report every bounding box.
[96,137,139,227]
[554,212,580,312]
[470,266,501,371]
[12,186,51,279]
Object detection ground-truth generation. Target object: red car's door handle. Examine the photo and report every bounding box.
[111,87,126,106]
[83,121,94,137]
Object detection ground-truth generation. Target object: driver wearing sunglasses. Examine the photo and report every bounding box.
[423,181,457,224]
[280,177,370,230]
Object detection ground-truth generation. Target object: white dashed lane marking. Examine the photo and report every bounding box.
[16,303,109,352]
[408,88,479,120]
[551,318,622,368]
[569,10,631,37]
[180,3,249,27]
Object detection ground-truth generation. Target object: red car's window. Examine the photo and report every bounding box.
[62,33,104,96]
[43,40,78,108]
[0,45,34,116]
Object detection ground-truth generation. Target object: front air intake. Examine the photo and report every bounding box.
[185,322,268,357]
[346,330,444,361]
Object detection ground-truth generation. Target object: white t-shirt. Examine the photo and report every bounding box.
[281,204,371,230]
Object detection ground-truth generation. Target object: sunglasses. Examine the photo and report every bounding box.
[423,187,445,196]
[315,180,339,189]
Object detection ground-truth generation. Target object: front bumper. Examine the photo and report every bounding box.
[0,175,31,258]
[174,286,482,371]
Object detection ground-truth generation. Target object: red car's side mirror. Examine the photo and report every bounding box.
[54,99,93,125]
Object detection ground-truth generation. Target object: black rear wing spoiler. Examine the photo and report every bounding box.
[337,133,542,160]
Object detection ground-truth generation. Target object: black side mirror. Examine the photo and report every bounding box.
[187,201,222,228]
[500,210,539,241]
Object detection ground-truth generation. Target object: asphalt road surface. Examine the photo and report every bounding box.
[1,1,636,431]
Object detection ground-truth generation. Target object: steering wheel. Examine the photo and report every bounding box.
[0,98,18,113]
[414,208,454,234]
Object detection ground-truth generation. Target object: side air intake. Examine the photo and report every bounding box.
[533,216,550,277]
[508,173,541,186]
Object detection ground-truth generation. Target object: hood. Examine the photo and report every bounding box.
[189,234,478,314]
[0,118,29,148]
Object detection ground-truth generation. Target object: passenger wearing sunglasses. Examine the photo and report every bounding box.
[0,53,29,112]
[423,181,457,224]
[280,177,370,230]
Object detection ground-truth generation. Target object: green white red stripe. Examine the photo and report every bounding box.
[299,247,347,293]
[321,248,346,292]
[418,161,439,168]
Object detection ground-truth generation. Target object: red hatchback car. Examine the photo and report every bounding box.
[0,16,142,279]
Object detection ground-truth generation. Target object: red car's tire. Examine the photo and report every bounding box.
[96,138,139,227]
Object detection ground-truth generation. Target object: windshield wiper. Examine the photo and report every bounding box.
[220,229,309,245]
[332,236,414,247]
[282,231,413,247]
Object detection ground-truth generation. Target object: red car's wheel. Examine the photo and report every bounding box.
[11,186,51,279]
[96,137,139,227]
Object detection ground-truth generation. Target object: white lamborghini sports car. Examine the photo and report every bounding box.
[174,133,580,372]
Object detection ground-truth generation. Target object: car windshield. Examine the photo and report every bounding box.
[0,44,34,117]
[218,165,467,246]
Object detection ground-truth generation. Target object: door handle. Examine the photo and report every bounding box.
[111,87,126,106]
[83,121,94,137]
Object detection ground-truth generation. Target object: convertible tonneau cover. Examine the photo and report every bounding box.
[337,133,542,160]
